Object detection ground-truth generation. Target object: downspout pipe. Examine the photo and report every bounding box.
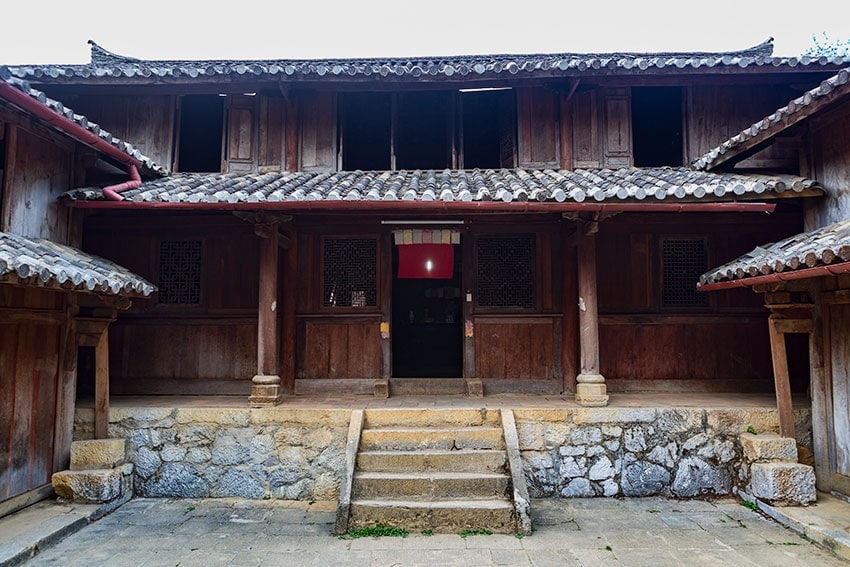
[698,261,850,292]
[102,165,141,201]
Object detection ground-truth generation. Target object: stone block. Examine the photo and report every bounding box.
[575,383,608,407]
[739,433,798,463]
[373,379,389,398]
[465,378,484,398]
[750,462,816,505]
[70,438,127,471]
[52,468,124,503]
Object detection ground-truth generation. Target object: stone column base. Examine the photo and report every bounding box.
[249,375,282,407]
[373,379,389,398]
[466,378,484,398]
[575,379,608,407]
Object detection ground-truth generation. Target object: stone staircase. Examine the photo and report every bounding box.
[51,439,133,505]
[338,408,531,534]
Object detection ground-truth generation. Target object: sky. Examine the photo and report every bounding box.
[1,0,849,64]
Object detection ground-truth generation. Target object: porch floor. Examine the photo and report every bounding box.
[79,392,809,410]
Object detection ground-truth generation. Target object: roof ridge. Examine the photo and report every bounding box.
[83,38,775,67]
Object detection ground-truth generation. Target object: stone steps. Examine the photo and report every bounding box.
[356,449,508,473]
[346,409,521,534]
[353,471,510,499]
[52,439,133,505]
[348,499,516,533]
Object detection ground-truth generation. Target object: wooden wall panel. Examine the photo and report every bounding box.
[474,318,555,379]
[259,95,284,171]
[685,85,798,168]
[0,318,61,501]
[572,90,599,168]
[299,92,337,172]
[109,321,257,392]
[516,88,559,168]
[2,126,73,242]
[811,107,850,228]
[300,319,381,379]
[601,88,632,168]
[599,318,771,382]
[226,95,257,173]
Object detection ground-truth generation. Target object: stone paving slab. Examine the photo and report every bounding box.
[9,497,848,566]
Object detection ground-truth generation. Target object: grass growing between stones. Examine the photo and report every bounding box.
[458,529,492,538]
[340,523,409,539]
[741,500,759,511]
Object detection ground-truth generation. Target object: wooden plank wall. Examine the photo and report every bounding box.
[0,124,73,242]
[69,95,176,170]
[84,214,261,394]
[685,85,799,169]
[595,212,803,389]
[0,287,64,503]
[474,317,556,379]
[810,104,850,228]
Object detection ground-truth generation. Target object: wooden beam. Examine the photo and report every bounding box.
[768,316,796,439]
[771,318,813,334]
[94,328,109,439]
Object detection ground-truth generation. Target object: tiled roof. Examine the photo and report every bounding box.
[694,68,850,170]
[699,219,850,287]
[63,168,820,206]
[0,232,156,296]
[0,66,168,178]
[9,39,850,84]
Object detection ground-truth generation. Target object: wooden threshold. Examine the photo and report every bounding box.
[0,484,54,519]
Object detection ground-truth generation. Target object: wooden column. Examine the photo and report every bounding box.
[280,229,297,395]
[768,315,797,439]
[53,301,78,469]
[94,328,110,439]
[809,298,831,491]
[575,229,608,406]
[249,222,282,407]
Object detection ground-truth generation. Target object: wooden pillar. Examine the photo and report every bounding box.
[809,298,831,491]
[249,222,282,407]
[561,225,578,393]
[94,328,110,439]
[575,229,608,406]
[768,315,797,439]
[280,229,297,395]
[53,301,79,469]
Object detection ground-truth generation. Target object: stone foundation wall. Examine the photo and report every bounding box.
[514,407,812,498]
[74,404,812,501]
[74,407,349,500]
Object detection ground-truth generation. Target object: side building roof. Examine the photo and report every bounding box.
[0,66,168,178]
[693,67,850,171]
[0,232,156,297]
[699,219,850,291]
[8,38,850,85]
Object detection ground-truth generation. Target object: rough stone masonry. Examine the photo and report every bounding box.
[74,405,811,501]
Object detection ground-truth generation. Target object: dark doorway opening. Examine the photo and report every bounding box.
[461,89,514,169]
[396,92,452,170]
[392,244,462,377]
[177,95,225,172]
[340,93,392,171]
[632,87,683,167]
[785,333,811,394]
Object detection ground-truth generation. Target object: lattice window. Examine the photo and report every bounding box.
[476,234,535,309]
[662,238,708,307]
[158,240,202,304]
[322,237,377,308]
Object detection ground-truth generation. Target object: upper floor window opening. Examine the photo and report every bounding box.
[338,89,516,172]
[176,95,225,172]
[631,87,684,167]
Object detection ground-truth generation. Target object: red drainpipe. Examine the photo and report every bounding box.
[102,165,141,201]
[698,261,850,292]
[0,78,144,171]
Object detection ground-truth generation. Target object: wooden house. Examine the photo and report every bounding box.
[699,67,850,501]
[0,67,156,515]
[4,38,848,410]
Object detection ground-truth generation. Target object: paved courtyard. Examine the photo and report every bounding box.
[18,497,846,566]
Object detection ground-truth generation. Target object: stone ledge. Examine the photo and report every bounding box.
[739,432,798,463]
[70,439,127,471]
[750,462,816,505]
[52,464,133,504]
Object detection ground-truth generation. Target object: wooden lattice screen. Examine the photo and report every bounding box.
[322,237,377,308]
[476,233,535,308]
[661,238,707,307]
[157,240,202,304]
